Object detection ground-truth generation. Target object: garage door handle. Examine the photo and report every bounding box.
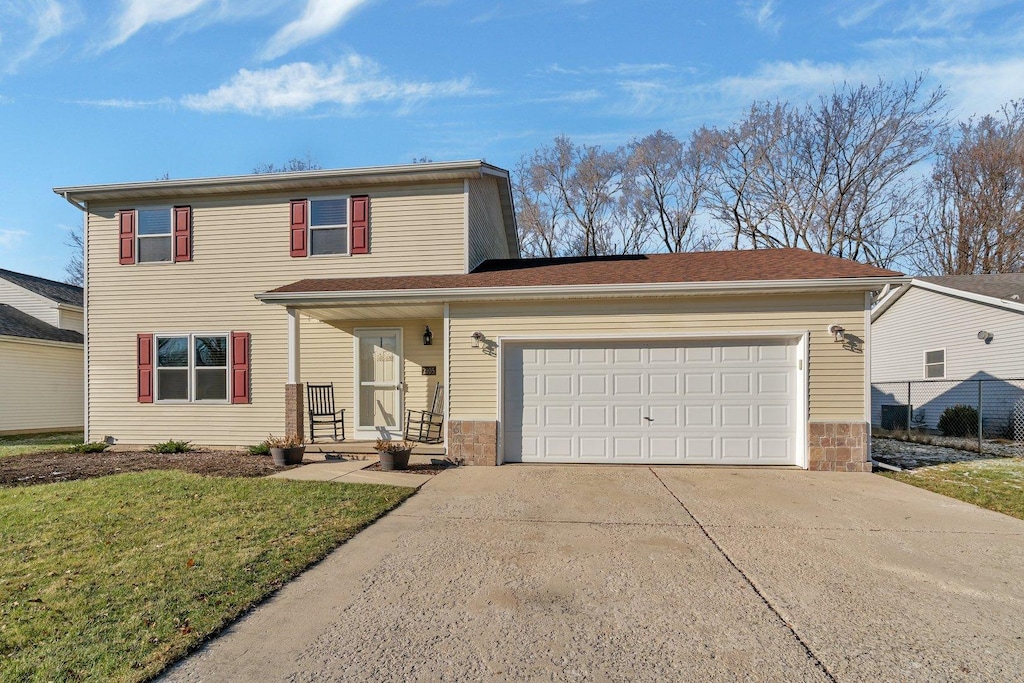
[644,417,654,422]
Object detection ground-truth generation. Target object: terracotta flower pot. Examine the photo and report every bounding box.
[378,449,411,471]
[271,446,306,466]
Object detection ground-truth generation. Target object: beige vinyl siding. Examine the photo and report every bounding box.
[301,317,444,437]
[448,293,867,423]
[0,339,83,433]
[86,182,464,445]
[872,286,1024,382]
[466,178,512,270]
[58,308,84,333]
[0,279,59,327]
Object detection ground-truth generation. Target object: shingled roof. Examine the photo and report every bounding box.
[918,273,1024,302]
[0,304,83,344]
[0,269,83,307]
[265,248,901,296]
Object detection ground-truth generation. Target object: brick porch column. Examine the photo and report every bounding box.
[285,383,304,439]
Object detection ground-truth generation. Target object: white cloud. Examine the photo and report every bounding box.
[546,63,677,76]
[181,54,473,115]
[711,60,875,103]
[104,0,213,50]
[0,228,28,250]
[933,57,1024,117]
[739,0,782,35]
[261,0,371,61]
[72,97,174,109]
[1,0,70,74]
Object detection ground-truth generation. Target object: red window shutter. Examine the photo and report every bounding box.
[350,195,369,254]
[137,334,154,403]
[119,210,136,265]
[173,206,191,262]
[290,200,307,257]
[231,332,251,404]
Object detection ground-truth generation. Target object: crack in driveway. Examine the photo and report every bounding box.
[649,467,839,683]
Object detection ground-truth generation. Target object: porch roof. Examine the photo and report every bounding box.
[257,249,904,307]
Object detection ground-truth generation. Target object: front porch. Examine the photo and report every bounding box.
[280,304,447,450]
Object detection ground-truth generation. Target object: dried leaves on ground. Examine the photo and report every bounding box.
[0,450,294,487]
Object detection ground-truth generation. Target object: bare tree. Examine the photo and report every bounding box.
[916,100,1024,274]
[622,129,714,252]
[64,227,84,286]
[252,152,322,174]
[515,136,624,256]
[703,76,945,267]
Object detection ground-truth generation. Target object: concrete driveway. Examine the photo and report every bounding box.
[164,467,1024,682]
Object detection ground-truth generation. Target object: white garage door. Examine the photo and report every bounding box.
[502,339,800,465]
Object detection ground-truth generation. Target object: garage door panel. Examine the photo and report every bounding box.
[721,373,753,395]
[503,339,799,465]
[685,373,715,395]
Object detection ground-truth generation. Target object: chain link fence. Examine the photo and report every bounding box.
[871,378,1024,456]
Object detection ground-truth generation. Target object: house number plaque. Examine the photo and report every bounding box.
[422,366,437,376]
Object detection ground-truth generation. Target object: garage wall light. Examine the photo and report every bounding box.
[470,331,485,348]
[827,324,846,343]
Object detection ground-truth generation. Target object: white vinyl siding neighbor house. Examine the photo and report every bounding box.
[871,275,1024,433]
[0,270,84,434]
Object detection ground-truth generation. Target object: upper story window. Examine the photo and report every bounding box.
[309,198,348,256]
[119,206,191,265]
[290,195,369,257]
[138,208,173,262]
[924,349,945,379]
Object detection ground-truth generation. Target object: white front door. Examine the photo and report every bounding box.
[354,329,403,439]
[503,339,799,465]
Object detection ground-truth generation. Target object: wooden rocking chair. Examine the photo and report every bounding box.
[405,384,444,444]
[306,383,345,443]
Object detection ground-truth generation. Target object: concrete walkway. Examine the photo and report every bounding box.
[164,467,1024,682]
[266,452,435,488]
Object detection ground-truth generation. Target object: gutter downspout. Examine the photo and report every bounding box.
[61,192,87,212]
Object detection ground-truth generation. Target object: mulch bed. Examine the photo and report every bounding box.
[0,450,295,488]
[364,461,454,476]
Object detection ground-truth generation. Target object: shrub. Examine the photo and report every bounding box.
[938,405,979,437]
[247,442,271,456]
[70,441,110,453]
[150,440,193,454]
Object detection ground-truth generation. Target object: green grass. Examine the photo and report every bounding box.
[0,431,84,459]
[883,458,1024,520]
[0,471,414,681]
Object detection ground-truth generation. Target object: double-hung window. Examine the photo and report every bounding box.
[156,334,229,402]
[308,197,348,256]
[924,349,945,379]
[137,208,173,263]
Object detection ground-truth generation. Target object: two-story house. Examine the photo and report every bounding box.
[0,269,84,434]
[56,160,901,470]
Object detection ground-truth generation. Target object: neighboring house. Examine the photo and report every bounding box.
[55,160,900,471]
[0,269,84,434]
[870,274,1024,434]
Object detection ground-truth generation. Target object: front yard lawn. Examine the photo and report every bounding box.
[0,471,414,681]
[0,431,84,459]
[883,458,1024,521]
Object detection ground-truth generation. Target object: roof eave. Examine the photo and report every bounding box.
[872,278,1024,321]
[256,276,907,307]
[53,160,506,203]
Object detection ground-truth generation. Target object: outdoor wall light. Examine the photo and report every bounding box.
[471,331,485,348]
[423,326,433,346]
[978,330,994,343]
[827,324,846,342]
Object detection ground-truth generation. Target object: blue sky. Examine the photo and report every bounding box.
[1,0,1023,281]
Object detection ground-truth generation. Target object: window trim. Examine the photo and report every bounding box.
[136,206,174,265]
[306,195,351,258]
[923,347,946,379]
[154,332,232,404]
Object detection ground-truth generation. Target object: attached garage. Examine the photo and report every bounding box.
[501,337,805,465]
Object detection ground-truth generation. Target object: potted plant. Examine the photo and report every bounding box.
[375,439,414,471]
[266,434,306,466]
